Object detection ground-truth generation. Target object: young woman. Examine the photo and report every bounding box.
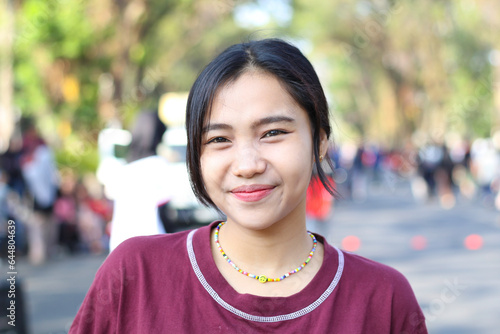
[70,38,427,333]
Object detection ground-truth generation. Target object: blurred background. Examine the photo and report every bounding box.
[0,0,499,333]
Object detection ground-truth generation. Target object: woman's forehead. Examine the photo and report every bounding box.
[204,72,304,125]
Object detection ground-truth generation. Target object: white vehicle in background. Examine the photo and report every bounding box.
[157,92,221,230]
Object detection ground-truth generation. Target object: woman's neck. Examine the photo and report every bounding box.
[214,218,314,277]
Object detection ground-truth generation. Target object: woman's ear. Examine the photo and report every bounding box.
[319,129,329,159]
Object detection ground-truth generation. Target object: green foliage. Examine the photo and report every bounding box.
[54,133,100,172]
[9,0,500,174]
[289,0,499,145]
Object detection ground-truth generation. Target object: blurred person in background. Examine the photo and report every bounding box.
[434,143,456,209]
[350,142,368,202]
[108,109,172,252]
[0,135,29,256]
[19,119,59,264]
[448,138,476,201]
[416,142,442,201]
[335,141,356,198]
[0,170,10,258]
[470,137,500,207]
[0,171,8,219]
[75,176,112,254]
[53,169,80,254]
[126,109,167,163]
[0,136,26,198]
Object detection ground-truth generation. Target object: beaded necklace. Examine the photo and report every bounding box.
[214,221,318,283]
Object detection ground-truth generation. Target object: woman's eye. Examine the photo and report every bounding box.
[207,137,229,144]
[263,130,287,138]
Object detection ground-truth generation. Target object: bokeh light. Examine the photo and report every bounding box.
[341,235,361,252]
[464,234,483,250]
[411,235,427,250]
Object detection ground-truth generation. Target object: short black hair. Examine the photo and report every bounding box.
[186,38,335,208]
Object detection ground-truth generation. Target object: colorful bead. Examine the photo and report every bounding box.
[214,221,317,284]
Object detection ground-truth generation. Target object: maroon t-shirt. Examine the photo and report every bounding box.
[70,222,427,333]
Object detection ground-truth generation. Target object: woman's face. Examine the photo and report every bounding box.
[200,71,327,230]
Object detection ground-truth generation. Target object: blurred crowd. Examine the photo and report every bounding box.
[329,134,500,211]
[0,119,112,265]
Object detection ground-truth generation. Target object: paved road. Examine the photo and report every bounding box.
[15,253,107,334]
[330,184,500,334]
[13,183,500,333]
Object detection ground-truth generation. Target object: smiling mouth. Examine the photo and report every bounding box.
[231,185,275,202]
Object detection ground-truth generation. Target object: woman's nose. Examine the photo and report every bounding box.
[232,144,266,178]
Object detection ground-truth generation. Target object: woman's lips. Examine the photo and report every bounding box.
[231,185,275,202]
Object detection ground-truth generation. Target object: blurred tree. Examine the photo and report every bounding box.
[290,0,499,145]
[0,0,15,153]
[11,0,253,173]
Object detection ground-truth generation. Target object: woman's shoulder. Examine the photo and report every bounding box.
[322,248,426,333]
[339,250,414,290]
[119,229,190,249]
[105,229,195,268]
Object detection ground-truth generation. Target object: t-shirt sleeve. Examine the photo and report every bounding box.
[390,271,428,334]
[69,242,136,333]
[343,252,428,333]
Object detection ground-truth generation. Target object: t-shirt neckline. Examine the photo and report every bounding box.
[186,222,345,322]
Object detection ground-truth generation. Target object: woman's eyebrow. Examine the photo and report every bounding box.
[202,123,232,133]
[202,115,296,133]
[251,115,296,129]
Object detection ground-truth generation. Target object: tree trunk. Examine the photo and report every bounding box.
[0,0,15,153]
[494,50,500,132]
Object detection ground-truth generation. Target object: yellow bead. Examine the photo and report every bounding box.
[258,275,267,283]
